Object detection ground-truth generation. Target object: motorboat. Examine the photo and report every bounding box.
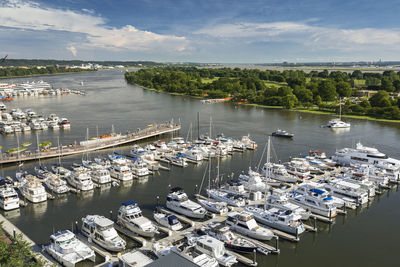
[164,154,188,167]
[206,188,246,207]
[90,167,111,184]
[196,222,258,254]
[44,176,69,194]
[197,198,229,214]
[81,215,126,252]
[323,179,369,205]
[327,118,351,128]
[245,206,305,235]
[117,201,158,237]
[191,235,237,267]
[238,168,269,192]
[0,178,20,210]
[172,242,219,267]
[290,184,337,218]
[19,176,47,203]
[45,230,95,267]
[153,212,183,231]
[129,159,150,177]
[59,118,71,129]
[182,148,204,161]
[66,168,94,191]
[262,163,299,183]
[29,120,41,130]
[166,187,206,219]
[284,160,311,179]
[264,189,311,220]
[226,211,274,241]
[241,135,258,150]
[130,145,146,158]
[109,158,133,181]
[21,123,31,132]
[0,123,13,134]
[271,129,294,138]
[118,251,154,267]
[52,165,71,177]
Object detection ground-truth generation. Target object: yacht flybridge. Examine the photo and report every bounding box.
[166,187,206,218]
[0,178,19,210]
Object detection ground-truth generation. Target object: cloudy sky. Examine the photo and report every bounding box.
[1,0,400,63]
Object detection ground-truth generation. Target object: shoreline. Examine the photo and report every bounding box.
[0,70,97,79]
[134,84,400,123]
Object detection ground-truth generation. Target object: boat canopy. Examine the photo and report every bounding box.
[168,215,179,224]
[122,200,137,206]
[310,188,325,195]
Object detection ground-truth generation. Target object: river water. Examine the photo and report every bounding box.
[1,70,400,267]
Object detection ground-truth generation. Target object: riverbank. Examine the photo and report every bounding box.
[0,70,97,79]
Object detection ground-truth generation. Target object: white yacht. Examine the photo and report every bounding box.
[45,230,96,267]
[291,184,337,218]
[153,212,183,231]
[52,165,71,177]
[197,198,229,214]
[19,176,47,203]
[245,206,305,235]
[129,159,149,177]
[90,165,111,184]
[192,235,237,267]
[0,123,13,134]
[226,211,274,241]
[173,243,219,267]
[130,145,146,158]
[183,148,204,161]
[206,188,246,207]
[67,168,94,191]
[238,167,269,192]
[109,159,133,181]
[327,118,351,128]
[45,176,69,194]
[81,215,126,252]
[262,163,299,183]
[29,120,41,130]
[284,160,311,179]
[59,118,71,129]
[117,201,158,237]
[264,189,311,220]
[164,154,188,167]
[166,187,206,219]
[323,179,369,205]
[0,178,20,210]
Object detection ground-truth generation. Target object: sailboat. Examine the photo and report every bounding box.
[327,98,350,128]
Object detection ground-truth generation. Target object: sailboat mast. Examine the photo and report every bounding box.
[197,112,200,140]
[209,116,212,139]
[264,137,271,210]
[208,155,211,191]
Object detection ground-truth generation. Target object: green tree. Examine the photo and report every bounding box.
[318,80,337,101]
[381,77,395,92]
[336,81,352,97]
[369,90,392,107]
[282,94,298,109]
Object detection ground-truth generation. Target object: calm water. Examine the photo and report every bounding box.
[1,70,400,267]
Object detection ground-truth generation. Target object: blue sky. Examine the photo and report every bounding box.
[1,0,400,63]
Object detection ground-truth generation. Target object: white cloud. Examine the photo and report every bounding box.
[195,21,400,51]
[67,45,77,56]
[0,0,188,53]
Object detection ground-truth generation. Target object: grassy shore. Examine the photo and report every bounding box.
[0,70,96,79]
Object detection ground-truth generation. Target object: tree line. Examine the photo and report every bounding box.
[125,67,400,120]
[0,66,95,78]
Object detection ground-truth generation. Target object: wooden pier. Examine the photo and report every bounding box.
[0,122,180,165]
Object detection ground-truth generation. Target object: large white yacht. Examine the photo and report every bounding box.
[45,230,96,267]
[262,163,299,183]
[129,160,149,177]
[44,176,70,194]
[166,187,206,219]
[182,148,204,161]
[245,206,305,235]
[192,235,237,267]
[117,201,158,237]
[238,168,268,192]
[19,176,47,203]
[226,211,274,241]
[327,118,351,128]
[172,243,219,267]
[109,158,133,181]
[284,160,311,179]
[0,178,20,210]
[81,215,126,252]
[323,179,369,205]
[90,165,111,184]
[206,188,246,207]
[67,168,94,191]
[264,189,311,220]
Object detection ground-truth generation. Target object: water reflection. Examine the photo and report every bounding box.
[26,201,48,219]
[330,128,351,134]
[1,208,21,219]
[76,190,94,200]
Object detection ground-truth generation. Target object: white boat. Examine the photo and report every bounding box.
[226,211,274,241]
[0,123,13,134]
[117,201,158,237]
[29,120,41,130]
[130,145,146,158]
[153,212,183,231]
[109,159,133,181]
[129,159,149,177]
[264,189,311,220]
[197,198,229,214]
[290,185,337,218]
[90,167,111,184]
[59,118,71,129]
[81,215,126,252]
[0,178,20,210]
[245,206,305,235]
[284,160,311,179]
[182,148,204,161]
[166,187,206,219]
[66,169,94,191]
[262,163,299,183]
[238,167,269,192]
[327,118,351,128]
[164,154,188,167]
[45,230,95,267]
[52,165,71,177]
[323,179,369,205]
[173,243,219,267]
[192,235,237,267]
[206,188,246,207]
[19,176,47,203]
[118,251,154,267]
[45,176,69,194]
[21,123,31,132]
[48,121,60,129]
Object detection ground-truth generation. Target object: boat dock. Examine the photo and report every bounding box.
[0,122,181,165]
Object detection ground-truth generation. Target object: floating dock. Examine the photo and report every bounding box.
[0,122,181,165]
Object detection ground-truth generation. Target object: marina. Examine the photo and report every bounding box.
[1,70,400,267]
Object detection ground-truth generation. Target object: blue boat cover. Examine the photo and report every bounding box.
[122,200,137,206]
[168,215,179,224]
[323,197,333,201]
[310,188,325,195]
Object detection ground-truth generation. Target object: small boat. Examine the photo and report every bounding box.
[166,187,206,219]
[153,212,183,231]
[226,211,274,241]
[206,189,246,207]
[173,242,219,267]
[0,178,20,210]
[52,165,71,177]
[271,129,294,138]
[45,230,95,267]
[182,147,204,161]
[164,154,188,167]
[265,189,311,220]
[197,198,229,215]
[117,201,158,237]
[81,215,126,252]
[196,222,258,254]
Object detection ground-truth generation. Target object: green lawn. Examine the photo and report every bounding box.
[264,81,287,88]
[201,77,219,84]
